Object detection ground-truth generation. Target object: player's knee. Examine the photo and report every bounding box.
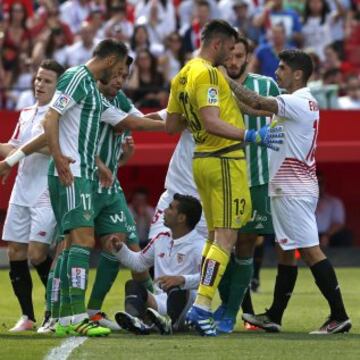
[299,246,326,267]
[28,250,47,266]
[7,242,27,261]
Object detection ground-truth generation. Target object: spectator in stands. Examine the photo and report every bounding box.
[2,1,31,91]
[32,27,68,68]
[179,0,218,32]
[338,74,360,109]
[159,32,186,82]
[323,42,356,75]
[63,21,97,67]
[231,0,260,45]
[136,0,169,50]
[126,48,168,108]
[250,23,289,80]
[129,187,155,248]
[60,0,92,34]
[88,9,106,39]
[345,0,360,69]
[326,0,349,51]
[135,0,176,36]
[183,0,211,56]
[104,3,133,44]
[316,172,352,247]
[253,0,303,47]
[130,24,163,57]
[29,0,74,45]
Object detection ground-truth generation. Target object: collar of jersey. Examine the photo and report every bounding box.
[83,65,96,82]
[172,229,197,244]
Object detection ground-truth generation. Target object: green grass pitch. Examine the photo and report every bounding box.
[0,267,359,360]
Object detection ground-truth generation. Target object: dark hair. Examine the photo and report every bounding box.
[39,59,65,78]
[93,39,128,60]
[166,32,186,67]
[131,25,150,51]
[278,49,313,83]
[173,194,202,230]
[201,19,238,46]
[126,55,134,67]
[45,28,65,58]
[136,49,158,77]
[303,0,330,26]
[235,35,249,54]
[197,0,211,8]
[9,2,28,29]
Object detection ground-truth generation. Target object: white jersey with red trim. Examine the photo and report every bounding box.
[114,229,204,294]
[165,129,197,197]
[269,87,319,198]
[8,103,51,207]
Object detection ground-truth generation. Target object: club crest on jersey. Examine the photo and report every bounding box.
[53,94,71,112]
[177,253,185,264]
[207,87,218,104]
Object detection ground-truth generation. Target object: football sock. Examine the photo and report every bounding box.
[310,259,348,321]
[241,288,254,315]
[59,249,72,318]
[201,239,213,269]
[217,254,235,305]
[87,251,119,311]
[124,280,148,318]
[9,260,35,322]
[253,242,264,281]
[51,253,63,319]
[266,264,298,324]
[224,256,253,319]
[195,244,229,311]
[167,288,188,325]
[45,269,54,312]
[67,245,90,315]
[137,275,154,293]
[33,255,52,288]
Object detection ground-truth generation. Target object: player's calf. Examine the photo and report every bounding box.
[124,279,148,318]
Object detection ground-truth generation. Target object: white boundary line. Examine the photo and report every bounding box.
[44,337,88,360]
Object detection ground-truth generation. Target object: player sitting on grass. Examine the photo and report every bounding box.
[112,194,204,335]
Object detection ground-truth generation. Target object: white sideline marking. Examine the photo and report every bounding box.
[44,337,87,360]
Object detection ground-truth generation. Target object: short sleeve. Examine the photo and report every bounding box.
[49,70,88,115]
[195,68,220,109]
[276,94,304,119]
[166,78,182,114]
[101,96,128,127]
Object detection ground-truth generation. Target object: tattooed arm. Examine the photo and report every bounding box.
[234,98,273,118]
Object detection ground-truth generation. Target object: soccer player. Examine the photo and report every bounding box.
[165,19,284,336]
[215,36,281,333]
[86,57,156,329]
[0,60,64,332]
[224,49,351,334]
[112,194,204,335]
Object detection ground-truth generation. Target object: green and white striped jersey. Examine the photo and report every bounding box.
[243,73,280,187]
[48,65,125,180]
[96,91,142,194]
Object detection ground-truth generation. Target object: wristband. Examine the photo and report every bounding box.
[157,109,167,121]
[5,149,25,167]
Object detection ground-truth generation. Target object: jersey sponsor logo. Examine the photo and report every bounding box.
[201,259,219,287]
[53,94,71,112]
[110,212,124,223]
[207,87,218,105]
[177,253,185,264]
[71,267,86,289]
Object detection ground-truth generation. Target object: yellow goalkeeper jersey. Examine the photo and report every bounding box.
[167,57,245,155]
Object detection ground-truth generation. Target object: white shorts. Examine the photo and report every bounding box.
[153,289,196,329]
[271,196,319,251]
[149,190,208,240]
[2,204,56,244]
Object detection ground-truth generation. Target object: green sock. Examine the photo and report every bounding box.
[46,269,54,312]
[59,249,72,318]
[218,254,236,305]
[51,252,63,319]
[87,251,120,311]
[137,275,154,293]
[67,245,91,316]
[224,256,253,320]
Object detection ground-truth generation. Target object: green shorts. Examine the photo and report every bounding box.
[94,191,138,245]
[48,176,96,235]
[239,184,273,235]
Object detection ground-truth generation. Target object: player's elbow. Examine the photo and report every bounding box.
[165,121,179,135]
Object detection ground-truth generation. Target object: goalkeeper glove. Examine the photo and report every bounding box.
[244,124,284,151]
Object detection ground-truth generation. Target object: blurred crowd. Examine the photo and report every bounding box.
[1,0,360,110]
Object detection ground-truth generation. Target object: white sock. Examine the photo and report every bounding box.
[59,316,73,326]
[72,312,89,324]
